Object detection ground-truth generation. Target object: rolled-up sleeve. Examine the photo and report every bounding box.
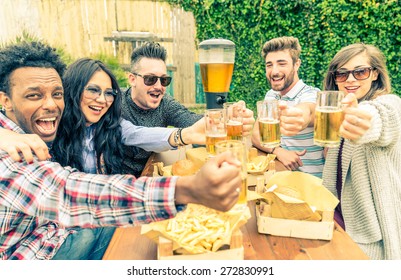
[0,154,181,228]
[120,118,175,152]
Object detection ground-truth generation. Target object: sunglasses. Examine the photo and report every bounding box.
[84,86,117,102]
[332,67,375,83]
[132,72,172,87]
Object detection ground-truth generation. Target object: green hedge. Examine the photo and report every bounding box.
[167,0,401,111]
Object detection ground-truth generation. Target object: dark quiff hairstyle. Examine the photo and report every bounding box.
[0,41,66,97]
[261,36,301,64]
[130,42,167,72]
[51,58,124,174]
[323,43,391,101]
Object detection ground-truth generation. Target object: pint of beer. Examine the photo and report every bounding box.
[224,102,243,141]
[258,119,280,147]
[206,134,227,155]
[257,99,281,148]
[226,121,243,140]
[314,91,344,147]
[205,108,227,157]
[215,140,248,210]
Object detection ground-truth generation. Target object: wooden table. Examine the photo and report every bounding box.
[103,153,369,260]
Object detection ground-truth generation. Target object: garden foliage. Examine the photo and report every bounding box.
[167,0,401,111]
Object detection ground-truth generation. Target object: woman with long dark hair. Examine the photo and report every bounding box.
[52,58,124,174]
[49,58,206,174]
[0,58,256,173]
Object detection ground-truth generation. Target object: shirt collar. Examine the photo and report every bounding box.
[271,80,306,99]
[0,110,25,134]
[0,110,53,148]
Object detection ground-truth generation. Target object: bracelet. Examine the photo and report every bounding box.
[178,128,188,146]
[173,129,181,147]
[271,145,281,154]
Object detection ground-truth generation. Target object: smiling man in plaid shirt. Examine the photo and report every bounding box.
[0,41,242,260]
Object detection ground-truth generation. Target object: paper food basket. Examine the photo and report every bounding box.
[250,171,338,241]
[148,148,250,259]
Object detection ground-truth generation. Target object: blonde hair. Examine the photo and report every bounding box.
[323,43,391,100]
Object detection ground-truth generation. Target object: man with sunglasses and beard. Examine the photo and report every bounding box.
[252,36,325,178]
[121,42,254,177]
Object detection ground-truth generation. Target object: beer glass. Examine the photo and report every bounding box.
[223,102,243,141]
[215,140,247,211]
[257,99,281,148]
[314,91,344,147]
[205,108,227,157]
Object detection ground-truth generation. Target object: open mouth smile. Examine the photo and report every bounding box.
[148,91,163,99]
[88,105,103,112]
[35,117,57,136]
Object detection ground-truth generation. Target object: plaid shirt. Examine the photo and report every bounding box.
[0,112,180,260]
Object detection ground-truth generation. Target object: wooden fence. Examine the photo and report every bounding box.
[0,0,199,105]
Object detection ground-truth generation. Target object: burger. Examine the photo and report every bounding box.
[172,159,198,176]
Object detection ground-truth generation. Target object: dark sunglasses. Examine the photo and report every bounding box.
[84,86,117,102]
[332,67,375,83]
[132,72,172,87]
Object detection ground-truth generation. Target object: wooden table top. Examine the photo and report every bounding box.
[103,151,369,260]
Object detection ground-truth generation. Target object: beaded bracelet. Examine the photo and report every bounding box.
[173,128,182,147]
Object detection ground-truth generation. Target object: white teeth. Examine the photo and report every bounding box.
[39,118,56,121]
[89,106,102,111]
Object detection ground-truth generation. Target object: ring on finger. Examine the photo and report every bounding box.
[235,187,240,193]
[354,117,361,126]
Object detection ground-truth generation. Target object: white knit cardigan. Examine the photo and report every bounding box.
[322,94,401,260]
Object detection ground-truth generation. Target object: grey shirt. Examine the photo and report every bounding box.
[322,94,401,259]
[121,88,203,177]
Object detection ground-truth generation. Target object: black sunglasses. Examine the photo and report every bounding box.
[132,72,172,87]
[332,67,375,83]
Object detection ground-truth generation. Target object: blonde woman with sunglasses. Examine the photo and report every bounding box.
[321,43,401,260]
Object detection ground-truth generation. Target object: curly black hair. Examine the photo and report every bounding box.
[51,58,124,174]
[0,41,66,96]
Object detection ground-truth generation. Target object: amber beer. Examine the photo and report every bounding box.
[237,177,248,206]
[200,63,234,92]
[226,120,243,140]
[215,140,248,211]
[259,119,280,148]
[314,107,344,147]
[206,134,227,156]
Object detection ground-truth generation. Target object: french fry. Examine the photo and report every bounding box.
[141,203,250,254]
[163,206,232,252]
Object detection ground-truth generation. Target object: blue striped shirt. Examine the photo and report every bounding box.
[265,80,325,178]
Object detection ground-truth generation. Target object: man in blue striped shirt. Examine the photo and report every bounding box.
[252,36,325,178]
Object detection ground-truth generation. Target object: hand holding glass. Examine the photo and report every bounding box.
[224,102,243,141]
[215,140,247,210]
[205,109,227,157]
[257,99,281,148]
[314,91,344,147]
